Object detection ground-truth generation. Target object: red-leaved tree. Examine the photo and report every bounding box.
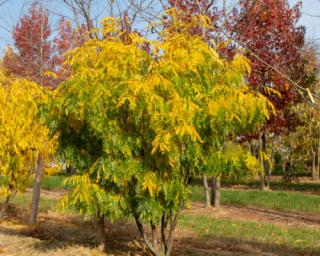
[227,0,306,189]
[3,3,82,87]
[227,0,305,114]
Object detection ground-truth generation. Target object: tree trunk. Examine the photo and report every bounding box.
[0,179,17,219]
[95,215,106,251]
[266,161,272,189]
[259,132,268,190]
[29,155,44,226]
[0,192,14,219]
[135,210,180,256]
[266,142,275,189]
[311,149,318,180]
[203,174,211,208]
[151,221,158,253]
[317,128,320,179]
[282,157,288,182]
[66,164,76,175]
[210,177,221,208]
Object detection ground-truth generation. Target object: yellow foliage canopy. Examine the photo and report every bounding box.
[0,74,56,196]
[48,15,272,221]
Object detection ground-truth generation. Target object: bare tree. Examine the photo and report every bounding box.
[60,0,165,38]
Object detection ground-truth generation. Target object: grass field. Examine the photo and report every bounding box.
[0,174,69,191]
[179,213,320,254]
[224,179,320,192]
[190,185,320,214]
[10,193,57,212]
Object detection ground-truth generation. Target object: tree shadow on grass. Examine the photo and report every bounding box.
[0,218,149,255]
[173,234,320,256]
[0,204,149,255]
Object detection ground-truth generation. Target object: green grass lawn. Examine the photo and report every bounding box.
[226,180,320,192]
[0,174,71,191]
[191,176,320,192]
[10,193,58,212]
[37,175,70,190]
[190,185,320,213]
[179,213,320,253]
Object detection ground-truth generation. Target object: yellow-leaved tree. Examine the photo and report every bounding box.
[46,13,272,256]
[0,73,56,222]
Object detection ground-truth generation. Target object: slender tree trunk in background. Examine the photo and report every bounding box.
[311,149,318,180]
[95,215,106,251]
[266,141,275,189]
[29,155,44,226]
[289,154,295,181]
[282,155,289,182]
[66,164,76,175]
[259,132,267,190]
[210,177,215,206]
[203,174,211,208]
[317,128,320,179]
[249,142,260,180]
[266,153,273,189]
[210,177,221,208]
[70,165,76,175]
[259,136,265,189]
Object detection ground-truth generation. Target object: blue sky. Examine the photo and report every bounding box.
[0,0,319,52]
[291,0,320,40]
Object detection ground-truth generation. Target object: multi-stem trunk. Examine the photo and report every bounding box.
[210,177,221,208]
[29,155,44,226]
[202,174,211,208]
[135,210,180,256]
